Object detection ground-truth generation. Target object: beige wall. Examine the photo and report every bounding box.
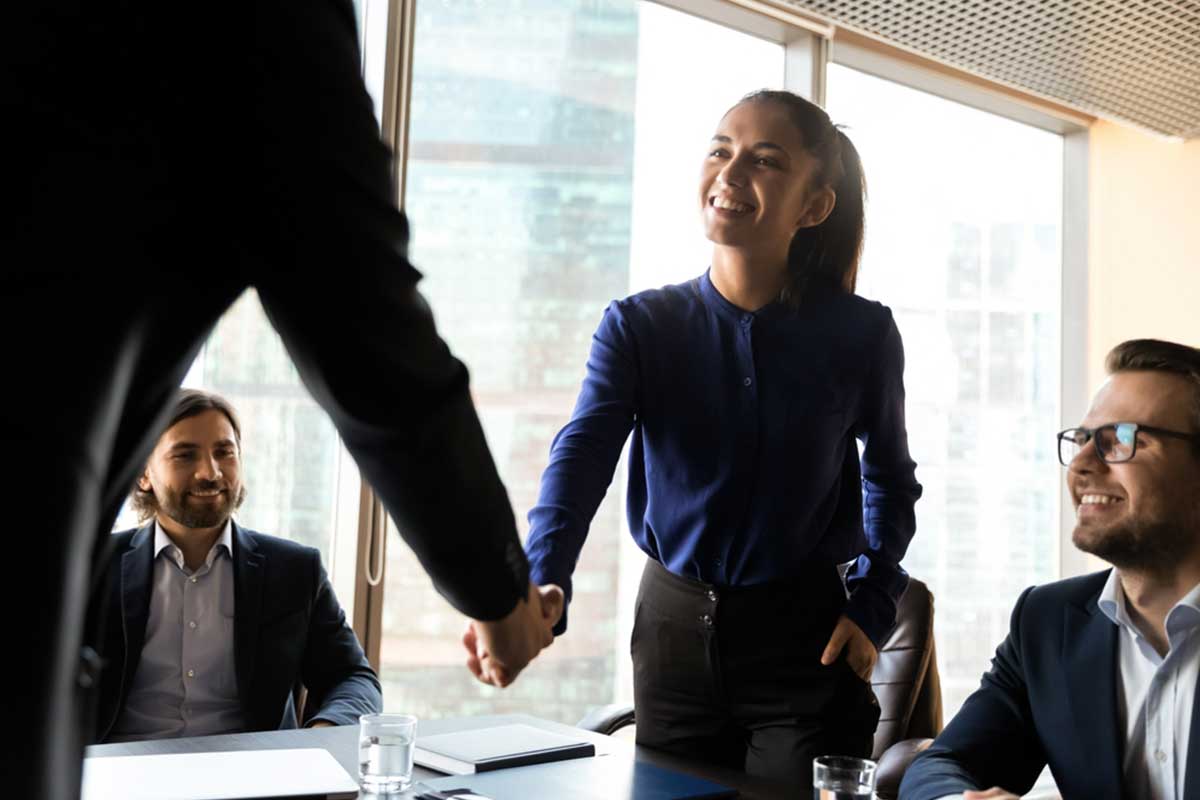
[1065,121,1200,574]
[1087,120,1200,392]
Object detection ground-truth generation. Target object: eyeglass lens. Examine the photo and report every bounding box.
[1059,423,1137,464]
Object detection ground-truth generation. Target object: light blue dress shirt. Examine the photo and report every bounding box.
[108,521,244,741]
[1097,569,1200,800]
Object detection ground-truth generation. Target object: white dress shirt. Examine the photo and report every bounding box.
[108,521,245,741]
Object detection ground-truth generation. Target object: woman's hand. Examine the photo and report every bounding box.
[820,614,877,681]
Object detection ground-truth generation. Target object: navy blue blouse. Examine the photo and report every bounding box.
[526,271,922,645]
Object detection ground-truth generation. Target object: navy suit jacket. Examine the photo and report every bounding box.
[94,522,381,742]
[901,570,1200,799]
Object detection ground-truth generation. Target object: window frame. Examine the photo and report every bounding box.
[351,0,418,668]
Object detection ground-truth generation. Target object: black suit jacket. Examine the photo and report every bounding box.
[901,570,1200,799]
[95,522,381,741]
[8,0,530,795]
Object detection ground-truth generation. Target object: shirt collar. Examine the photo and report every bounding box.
[698,269,791,324]
[1097,567,1134,630]
[153,519,233,571]
[1168,581,1200,637]
[1097,568,1200,641]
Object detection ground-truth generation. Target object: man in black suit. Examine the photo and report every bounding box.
[6,1,560,795]
[95,390,381,742]
[901,339,1200,800]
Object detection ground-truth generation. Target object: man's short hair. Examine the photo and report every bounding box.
[130,389,243,521]
[1105,338,1200,443]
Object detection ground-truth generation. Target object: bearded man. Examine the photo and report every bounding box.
[92,389,381,742]
[902,338,1200,800]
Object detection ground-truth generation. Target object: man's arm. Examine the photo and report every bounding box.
[900,587,1048,800]
[299,554,382,727]
[243,0,529,624]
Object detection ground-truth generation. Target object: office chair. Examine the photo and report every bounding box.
[867,577,942,798]
[577,578,943,799]
[292,683,308,728]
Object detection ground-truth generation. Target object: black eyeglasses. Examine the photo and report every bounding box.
[1057,422,1200,466]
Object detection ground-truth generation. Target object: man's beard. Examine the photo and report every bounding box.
[157,481,247,530]
[1073,507,1198,573]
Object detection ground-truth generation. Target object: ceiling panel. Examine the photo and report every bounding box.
[782,0,1200,138]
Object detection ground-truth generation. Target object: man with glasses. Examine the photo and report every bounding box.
[902,338,1200,800]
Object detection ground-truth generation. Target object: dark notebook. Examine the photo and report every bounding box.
[413,723,596,775]
[419,755,738,799]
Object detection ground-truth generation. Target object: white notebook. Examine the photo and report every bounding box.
[414,723,595,775]
[81,747,359,800]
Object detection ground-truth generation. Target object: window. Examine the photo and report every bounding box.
[825,63,1064,720]
[353,0,391,124]
[377,0,783,723]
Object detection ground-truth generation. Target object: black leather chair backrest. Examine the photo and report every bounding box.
[870,577,943,759]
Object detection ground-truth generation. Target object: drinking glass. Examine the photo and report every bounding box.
[359,713,418,794]
[813,755,877,800]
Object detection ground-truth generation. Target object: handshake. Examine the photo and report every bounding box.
[461,581,565,688]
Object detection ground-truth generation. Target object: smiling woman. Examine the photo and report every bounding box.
[701,91,861,310]
[703,91,864,307]
[702,106,821,256]
[521,89,921,792]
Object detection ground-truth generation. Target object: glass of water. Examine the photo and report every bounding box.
[813,755,877,800]
[358,713,418,794]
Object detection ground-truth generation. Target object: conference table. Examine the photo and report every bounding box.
[85,712,794,799]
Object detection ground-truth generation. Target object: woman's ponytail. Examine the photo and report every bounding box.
[739,90,866,305]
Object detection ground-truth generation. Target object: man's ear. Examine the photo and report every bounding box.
[137,468,152,493]
[796,186,836,229]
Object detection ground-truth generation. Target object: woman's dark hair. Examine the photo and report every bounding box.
[130,389,244,521]
[738,89,866,305]
[1106,339,1200,448]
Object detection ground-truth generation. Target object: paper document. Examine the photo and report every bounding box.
[81,747,360,800]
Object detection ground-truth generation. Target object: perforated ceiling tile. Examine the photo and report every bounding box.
[782,0,1200,138]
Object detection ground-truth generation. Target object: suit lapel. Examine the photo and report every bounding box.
[232,522,265,715]
[1063,593,1123,796]
[119,523,156,693]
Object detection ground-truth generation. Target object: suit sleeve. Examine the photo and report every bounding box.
[899,587,1048,800]
[300,551,383,727]
[241,0,527,621]
[525,302,638,634]
[844,309,923,645]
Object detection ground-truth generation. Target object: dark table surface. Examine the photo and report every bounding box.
[85,713,793,799]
